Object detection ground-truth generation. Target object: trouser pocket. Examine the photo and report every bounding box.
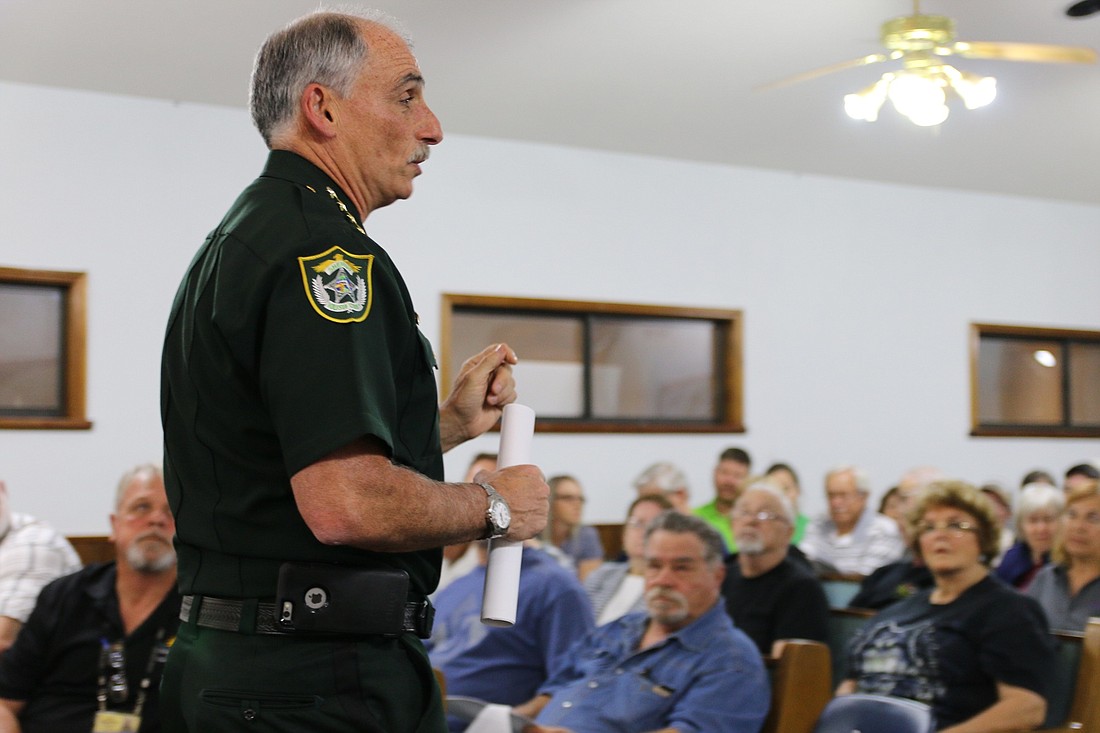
[197,689,324,731]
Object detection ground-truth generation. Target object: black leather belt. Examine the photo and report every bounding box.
[180,594,435,638]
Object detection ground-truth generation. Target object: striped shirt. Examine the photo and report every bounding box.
[0,513,82,622]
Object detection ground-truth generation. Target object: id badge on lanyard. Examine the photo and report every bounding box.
[92,710,142,732]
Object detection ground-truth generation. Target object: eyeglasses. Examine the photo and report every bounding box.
[555,495,586,504]
[1066,508,1100,526]
[732,510,788,523]
[915,520,978,537]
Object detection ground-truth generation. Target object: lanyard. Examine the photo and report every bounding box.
[96,628,167,717]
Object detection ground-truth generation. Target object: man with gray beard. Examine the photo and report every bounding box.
[515,511,768,733]
[721,480,828,657]
[0,464,180,733]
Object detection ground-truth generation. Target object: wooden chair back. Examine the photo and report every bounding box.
[762,639,832,733]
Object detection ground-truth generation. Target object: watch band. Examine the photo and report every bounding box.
[478,481,510,539]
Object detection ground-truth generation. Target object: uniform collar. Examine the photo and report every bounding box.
[262,150,356,213]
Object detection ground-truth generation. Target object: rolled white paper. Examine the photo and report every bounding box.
[480,403,535,627]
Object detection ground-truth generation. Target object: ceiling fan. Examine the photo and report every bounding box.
[763,1,1098,126]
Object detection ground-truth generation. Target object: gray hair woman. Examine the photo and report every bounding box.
[994,483,1064,590]
[1027,480,1100,631]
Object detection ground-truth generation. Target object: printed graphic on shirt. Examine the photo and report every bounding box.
[851,618,944,705]
[298,246,374,323]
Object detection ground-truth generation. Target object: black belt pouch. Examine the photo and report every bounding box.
[276,562,409,635]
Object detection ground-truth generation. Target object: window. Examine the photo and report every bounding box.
[441,294,743,433]
[971,323,1100,438]
[0,266,91,430]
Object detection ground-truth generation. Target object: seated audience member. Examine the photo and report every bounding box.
[435,453,498,597]
[633,461,690,513]
[1027,480,1100,632]
[1021,469,1056,488]
[841,480,1055,732]
[0,480,82,654]
[848,554,933,611]
[515,511,769,733]
[426,543,593,715]
[693,447,751,552]
[585,494,673,625]
[995,483,1063,590]
[800,465,905,577]
[765,462,808,543]
[878,486,906,537]
[1064,462,1100,492]
[723,481,828,655]
[0,464,180,733]
[980,483,1015,558]
[543,475,604,580]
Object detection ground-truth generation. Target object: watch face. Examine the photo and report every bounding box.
[490,501,511,529]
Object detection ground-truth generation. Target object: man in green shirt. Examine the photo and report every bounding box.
[159,10,549,733]
[693,447,752,552]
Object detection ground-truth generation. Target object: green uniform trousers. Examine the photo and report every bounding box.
[160,621,446,732]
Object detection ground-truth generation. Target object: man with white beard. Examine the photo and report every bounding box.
[722,481,829,657]
[0,464,180,733]
[514,511,768,733]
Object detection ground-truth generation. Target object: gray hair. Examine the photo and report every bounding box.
[825,464,871,495]
[633,462,689,495]
[114,463,163,510]
[736,480,795,524]
[249,9,408,146]
[1016,482,1065,525]
[644,511,726,567]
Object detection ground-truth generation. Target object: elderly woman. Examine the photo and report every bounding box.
[994,483,1064,590]
[840,480,1054,732]
[1027,480,1100,632]
[543,475,604,580]
[584,493,673,624]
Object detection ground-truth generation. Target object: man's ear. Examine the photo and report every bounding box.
[299,82,338,138]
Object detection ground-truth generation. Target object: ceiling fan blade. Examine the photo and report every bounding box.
[953,40,1098,64]
[756,53,889,91]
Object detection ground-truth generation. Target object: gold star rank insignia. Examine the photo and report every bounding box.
[298,246,374,323]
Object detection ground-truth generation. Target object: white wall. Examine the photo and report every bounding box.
[1,80,1098,533]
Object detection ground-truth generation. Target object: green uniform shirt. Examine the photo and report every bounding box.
[161,150,443,598]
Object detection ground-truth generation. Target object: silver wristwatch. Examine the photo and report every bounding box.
[478,482,511,539]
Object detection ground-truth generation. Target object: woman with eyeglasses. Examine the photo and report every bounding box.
[994,483,1064,590]
[1026,479,1100,632]
[583,493,673,625]
[542,475,604,581]
[839,480,1055,732]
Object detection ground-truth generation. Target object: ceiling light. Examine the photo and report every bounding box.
[844,61,996,126]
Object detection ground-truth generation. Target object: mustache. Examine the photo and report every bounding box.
[133,530,173,545]
[645,587,687,605]
[408,147,430,165]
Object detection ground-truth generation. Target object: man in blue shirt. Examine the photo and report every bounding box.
[426,544,593,711]
[515,511,769,733]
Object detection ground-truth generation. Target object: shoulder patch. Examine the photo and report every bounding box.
[298,246,374,323]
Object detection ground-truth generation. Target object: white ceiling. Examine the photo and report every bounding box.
[4,0,1100,205]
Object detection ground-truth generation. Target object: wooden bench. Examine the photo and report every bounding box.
[762,639,832,733]
[66,535,114,565]
[826,608,1100,732]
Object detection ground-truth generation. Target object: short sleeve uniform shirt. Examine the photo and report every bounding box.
[161,150,443,598]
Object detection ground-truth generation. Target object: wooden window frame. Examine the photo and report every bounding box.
[441,293,743,434]
[0,266,91,430]
[970,322,1100,438]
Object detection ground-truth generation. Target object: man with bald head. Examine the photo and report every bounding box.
[160,10,549,732]
[0,464,180,732]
